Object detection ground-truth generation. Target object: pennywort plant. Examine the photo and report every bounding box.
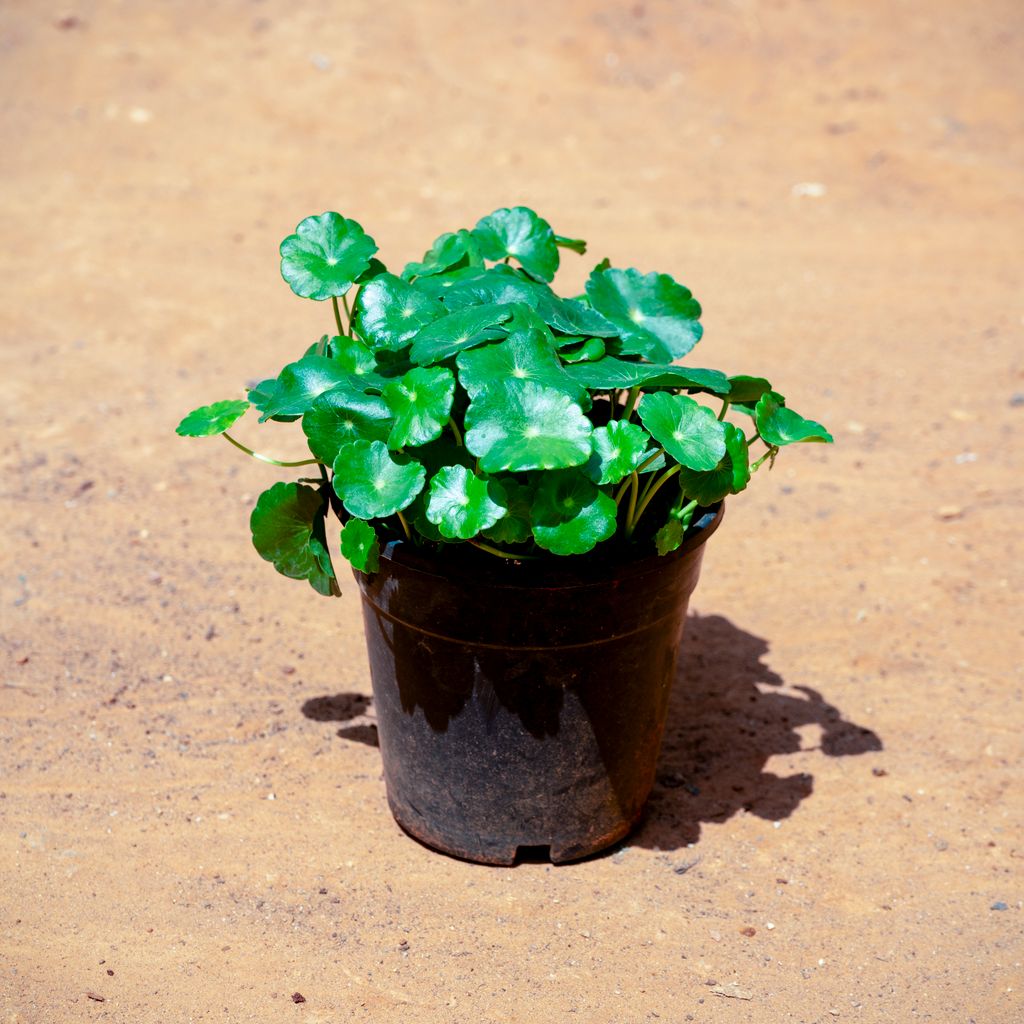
[177,206,832,595]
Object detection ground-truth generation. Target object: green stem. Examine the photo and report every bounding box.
[468,539,539,561]
[635,466,659,509]
[633,447,666,476]
[222,432,322,467]
[718,400,730,421]
[331,296,345,337]
[395,509,412,542]
[627,464,681,536]
[448,417,464,447]
[751,446,778,473]
[608,390,618,420]
[342,292,357,337]
[621,387,641,422]
[624,471,639,526]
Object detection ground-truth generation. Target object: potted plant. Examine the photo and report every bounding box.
[177,206,832,864]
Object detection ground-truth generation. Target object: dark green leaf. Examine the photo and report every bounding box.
[464,381,593,473]
[356,257,388,283]
[563,356,729,394]
[482,477,534,544]
[279,212,378,301]
[654,501,697,556]
[555,234,587,255]
[355,273,444,351]
[340,518,380,573]
[301,385,392,463]
[176,399,249,437]
[583,420,653,485]
[560,337,606,363]
[586,268,703,361]
[382,366,455,448]
[402,229,483,280]
[473,206,560,282]
[542,295,617,338]
[332,440,426,519]
[727,375,772,404]
[426,465,508,540]
[638,392,727,471]
[250,355,358,422]
[438,266,541,311]
[531,470,617,555]
[676,423,750,504]
[409,304,513,365]
[456,328,586,402]
[250,482,339,595]
[755,391,834,445]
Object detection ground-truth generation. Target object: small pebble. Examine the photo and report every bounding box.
[740,927,756,937]
[991,901,1009,911]
[937,505,963,520]
[291,992,306,1004]
[872,767,888,777]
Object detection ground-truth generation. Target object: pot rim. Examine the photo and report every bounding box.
[366,501,724,592]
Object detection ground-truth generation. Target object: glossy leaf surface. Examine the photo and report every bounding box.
[583,420,653,485]
[176,399,249,437]
[456,328,585,402]
[250,355,359,422]
[301,386,392,463]
[676,422,750,504]
[402,229,482,280]
[340,518,380,573]
[531,470,617,555]
[426,465,508,539]
[473,206,560,282]
[482,477,533,544]
[409,304,513,365]
[565,356,729,394]
[332,440,425,519]
[355,273,443,350]
[755,391,834,445]
[382,366,455,448]
[638,392,727,471]
[280,213,378,301]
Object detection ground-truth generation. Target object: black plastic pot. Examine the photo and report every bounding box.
[353,504,723,865]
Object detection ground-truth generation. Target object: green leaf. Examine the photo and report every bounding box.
[425,465,508,540]
[482,477,534,544]
[250,355,359,422]
[531,471,617,555]
[555,234,587,255]
[676,423,750,504]
[355,273,444,351]
[280,212,378,301]
[464,381,593,473]
[727,375,773,404]
[473,206,560,282]
[456,327,586,403]
[755,391,834,445]
[356,257,388,283]
[560,337,606,363]
[301,385,393,463]
[586,268,703,361]
[638,392,728,471]
[250,482,339,596]
[564,356,729,394]
[542,295,617,338]
[654,501,697,556]
[332,440,425,519]
[318,334,377,378]
[176,399,249,437]
[340,518,380,573]
[382,366,455,448]
[402,229,483,280]
[583,420,653,485]
[409,304,513,365]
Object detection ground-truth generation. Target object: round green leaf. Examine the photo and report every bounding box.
[727,375,773,404]
[332,440,425,519]
[321,334,378,378]
[176,399,249,437]
[583,420,653,485]
[638,392,727,471]
[250,355,361,422]
[280,212,378,301]
[755,391,834,445]
[676,423,750,505]
[565,356,729,394]
[531,471,617,555]
[402,229,483,280]
[456,327,585,402]
[586,268,703,361]
[302,386,392,463]
[473,206,560,282]
[409,304,513,365]
[340,518,380,573]
[250,482,339,595]
[355,273,444,351]
[560,337,606,363]
[382,366,455,448]
[654,501,697,556]
[464,381,593,473]
[425,465,508,540]
[542,295,618,338]
[482,477,534,545]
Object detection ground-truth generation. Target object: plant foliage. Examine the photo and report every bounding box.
[178,206,833,595]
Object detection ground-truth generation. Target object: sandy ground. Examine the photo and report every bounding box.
[1,1,1022,1021]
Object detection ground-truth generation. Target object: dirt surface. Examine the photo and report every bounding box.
[2,1,1022,1021]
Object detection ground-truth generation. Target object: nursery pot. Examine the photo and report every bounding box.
[353,504,723,865]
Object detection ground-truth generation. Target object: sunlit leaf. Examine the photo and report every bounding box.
[402,229,483,280]
[560,337,606,363]
[280,212,378,301]
[583,420,653,485]
[301,385,392,463]
[355,273,444,351]
[676,423,750,504]
[426,465,508,540]
[250,482,339,596]
[473,206,560,282]
[586,267,703,361]
[456,328,586,402]
[332,440,426,519]
[565,356,729,394]
[176,399,249,437]
[754,391,833,445]
[382,366,456,448]
[531,470,617,555]
[340,518,380,573]
[250,355,360,422]
[464,381,593,473]
[638,392,727,471]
